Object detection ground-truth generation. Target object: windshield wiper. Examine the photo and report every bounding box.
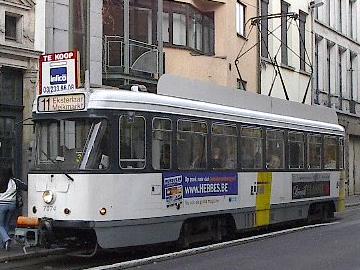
[40,150,74,182]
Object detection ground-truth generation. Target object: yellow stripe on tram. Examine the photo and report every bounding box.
[256,172,273,227]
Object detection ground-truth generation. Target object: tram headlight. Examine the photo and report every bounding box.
[42,190,55,204]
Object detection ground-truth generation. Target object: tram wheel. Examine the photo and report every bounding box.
[321,204,334,222]
[177,222,190,249]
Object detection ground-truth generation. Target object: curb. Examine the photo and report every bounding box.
[345,202,360,208]
[85,222,338,270]
[1,202,358,265]
[0,247,67,263]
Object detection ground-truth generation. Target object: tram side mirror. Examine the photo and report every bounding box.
[99,155,109,169]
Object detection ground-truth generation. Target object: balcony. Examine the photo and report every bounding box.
[103,35,161,84]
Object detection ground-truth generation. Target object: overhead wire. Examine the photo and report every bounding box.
[235,12,314,102]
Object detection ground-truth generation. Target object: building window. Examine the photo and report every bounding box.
[281,1,290,65]
[314,38,320,104]
[349,0,354,38]
[236,1,245,37]
[70,0,88,79]
[202,16,214,55]
[326,43,332,102]
[163,12,170,43]
[260,0,269,58]
[327,0,331,25]
[337,0,342,32]
[169,2,215,55]
[5,13,20,41]
[188,12,203,51]
[338,48,344,108]
[0,68,23,106]
[350,52,356,101]
[299,11,307,71]
[0,117,15,169]
[173,13,186,46]
[103,1,215,57]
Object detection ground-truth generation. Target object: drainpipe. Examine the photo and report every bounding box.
[257,0,261,94]
[86,0,91,78]
[124,0,130,84]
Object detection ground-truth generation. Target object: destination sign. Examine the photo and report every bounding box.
[37,93,85,112]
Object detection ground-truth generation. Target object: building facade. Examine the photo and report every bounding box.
[260,0,312,103]
[0,0,40,178]
[314,0,360,196]
[40,0,259,93]
[103,0,259,92]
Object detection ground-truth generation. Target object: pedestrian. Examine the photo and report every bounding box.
[0,167,17,250]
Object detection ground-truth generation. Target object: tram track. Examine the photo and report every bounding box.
[85,221,339,270]
[0,219,340,270]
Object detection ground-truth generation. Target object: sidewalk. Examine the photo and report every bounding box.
[344,194,360,208]
[0,196,360,263]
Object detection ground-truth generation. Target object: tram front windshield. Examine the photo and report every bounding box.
[31,118,109,171]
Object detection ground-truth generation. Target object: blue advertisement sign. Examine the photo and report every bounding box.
[163,172,238,204]
[50,67,67,85]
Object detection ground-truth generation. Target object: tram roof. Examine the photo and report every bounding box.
[157,75,339,125]
[87,79,344,135]
[33,76,344,134]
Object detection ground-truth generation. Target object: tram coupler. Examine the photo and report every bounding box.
[14,216,41,252]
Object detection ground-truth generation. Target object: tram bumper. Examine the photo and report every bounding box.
[15,216,42,247]
[15,217,75,248]
[15,216,97,248]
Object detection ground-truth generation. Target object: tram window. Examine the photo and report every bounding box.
[177,120,207,170]
[39,122,59,161]
[119,115,146,169]
[34,119,108,171]
[339,138,344,169]
[80,120,110,170]
[240,126,263,169]
[307,134,322,169]
[324,136,337,169]
[266,129,285,169]
[152,118,172,170]
[211,123,237,170]
[288,131,305,169]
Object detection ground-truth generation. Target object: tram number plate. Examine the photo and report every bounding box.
[43,205,56,212]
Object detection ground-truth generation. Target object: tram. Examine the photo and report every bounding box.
[17,75,345,250]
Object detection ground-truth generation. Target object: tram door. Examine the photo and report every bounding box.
[348,136,360,195]
[0,117,15,171]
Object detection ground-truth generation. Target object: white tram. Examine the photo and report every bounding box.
[18,76,345,249]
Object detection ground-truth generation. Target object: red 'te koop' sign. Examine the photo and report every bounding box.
[39,50,80,95]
